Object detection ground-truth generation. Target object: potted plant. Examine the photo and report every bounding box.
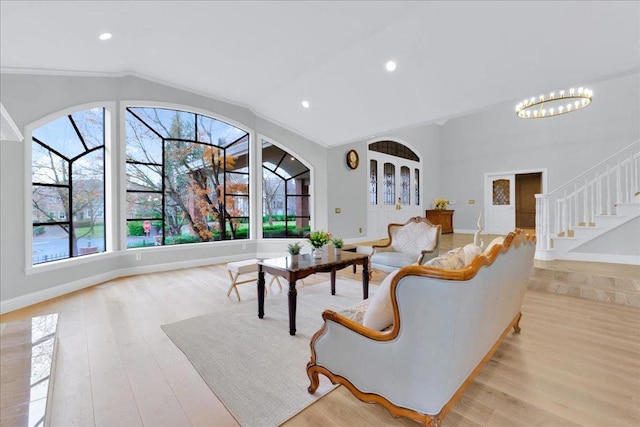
[331,237,344,254]
[308,230,331,258]
[287,242,302,260]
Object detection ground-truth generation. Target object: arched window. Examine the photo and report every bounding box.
[262,140,310,238]
[31,108,106,264]
[369,140,419,161]
[125,107,249,247]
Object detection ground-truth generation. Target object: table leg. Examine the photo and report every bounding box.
[362,260,369,299]
[258,268,265,319]
[288,280,297,335]
[330,268,336,295]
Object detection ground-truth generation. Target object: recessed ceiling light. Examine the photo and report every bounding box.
[385,61,397,72]
[98,33,112,41]
[301,100,310,109]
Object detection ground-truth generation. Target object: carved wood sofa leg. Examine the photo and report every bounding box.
[307,366,320,393]
[424,415,442,426]
[513,311,523,333]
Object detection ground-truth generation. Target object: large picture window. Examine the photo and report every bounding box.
[262,140,310,238]
[126,107,249,247]
[31,108,106,264]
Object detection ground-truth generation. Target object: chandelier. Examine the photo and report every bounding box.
[515,87,593,118]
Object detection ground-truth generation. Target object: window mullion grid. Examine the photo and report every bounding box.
[222,147,227,240]
[161,138,166,245]
[284,177,290,237]
[32,137,70,163]
[68,114,89,152]
[68,159,74,258]
[126,108,165,140]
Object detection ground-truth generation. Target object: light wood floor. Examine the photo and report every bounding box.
[1,234,639,427]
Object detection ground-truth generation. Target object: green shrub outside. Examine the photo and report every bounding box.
[128,222,145,236]
[127,240,156,248]
[262,214,286,222]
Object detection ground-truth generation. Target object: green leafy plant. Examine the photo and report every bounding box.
[287,242,302,255]
[331,237,344,248]
[308,230,331,249]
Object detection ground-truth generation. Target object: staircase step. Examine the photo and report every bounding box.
[529,261,640,306]
[577,222,596,227]
[615,202,640,216]
[593,214,630,226]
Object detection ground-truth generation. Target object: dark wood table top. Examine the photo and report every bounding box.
[258,251,369,273]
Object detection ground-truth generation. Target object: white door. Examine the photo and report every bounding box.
[486,174,515,235]
[368,152,422,239]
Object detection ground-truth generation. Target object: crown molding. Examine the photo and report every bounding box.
[0,66,129,78]
[0,67,328,146]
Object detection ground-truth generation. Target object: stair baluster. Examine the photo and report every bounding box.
[535,139,640,261]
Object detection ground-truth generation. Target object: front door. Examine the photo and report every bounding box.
[367,152,422,239]
[486,174,515,234]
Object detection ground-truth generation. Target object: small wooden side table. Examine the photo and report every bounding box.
[426,209,454,234]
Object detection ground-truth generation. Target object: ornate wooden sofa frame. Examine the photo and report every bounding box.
[370,216,442,273]
[307,230,536,426]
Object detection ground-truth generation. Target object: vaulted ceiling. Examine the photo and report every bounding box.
[1,1,638,146]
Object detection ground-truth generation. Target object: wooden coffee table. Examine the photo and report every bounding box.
[257,251,370,335]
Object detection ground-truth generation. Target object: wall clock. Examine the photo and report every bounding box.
[346,149,359,170]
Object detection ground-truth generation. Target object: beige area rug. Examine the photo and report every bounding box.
[162,279,375,427]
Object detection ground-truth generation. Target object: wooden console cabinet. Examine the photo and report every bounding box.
[426,210,454,234]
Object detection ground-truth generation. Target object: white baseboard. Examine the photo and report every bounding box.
[1,271,119,315]
[534,249,556,261]
[557,252,640,265]
[0,253,255,315]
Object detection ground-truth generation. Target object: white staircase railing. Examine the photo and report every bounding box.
[535,139,640,258]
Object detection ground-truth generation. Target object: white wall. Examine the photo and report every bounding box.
[440,72,640,230]
[0,73,328,310]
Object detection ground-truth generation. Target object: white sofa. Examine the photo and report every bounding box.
[307,230,536,426]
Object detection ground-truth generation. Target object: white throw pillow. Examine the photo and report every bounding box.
[425,246,466,270]
[362,269,400,331]
[483,237,505,256]
[462,243,482,266]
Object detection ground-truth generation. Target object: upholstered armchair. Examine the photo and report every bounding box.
[370,216,441,273]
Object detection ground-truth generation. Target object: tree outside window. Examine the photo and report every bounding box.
[262,140,310,238]
[125,107,249,248]
[31,108,106,264]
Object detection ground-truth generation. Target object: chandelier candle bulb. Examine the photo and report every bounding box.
[515,86,593,119]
